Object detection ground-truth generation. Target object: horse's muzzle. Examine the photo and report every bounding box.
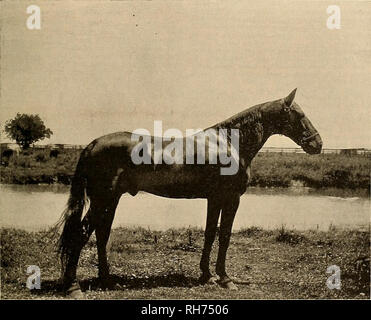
[301,132,323,154]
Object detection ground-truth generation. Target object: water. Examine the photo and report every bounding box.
[0,184,369,232]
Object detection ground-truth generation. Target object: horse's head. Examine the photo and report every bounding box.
[274,89,322,154]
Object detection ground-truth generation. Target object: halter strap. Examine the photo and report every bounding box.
[301,132,319,143]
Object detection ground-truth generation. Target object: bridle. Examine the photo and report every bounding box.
[297,116,320,145]
[282,110,320,146]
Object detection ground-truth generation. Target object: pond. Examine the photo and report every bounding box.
[0,184,369,232]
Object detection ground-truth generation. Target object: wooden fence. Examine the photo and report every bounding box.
[259,147,371,155]
[1,143,370,156]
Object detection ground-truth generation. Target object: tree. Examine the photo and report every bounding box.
[5,113,53,149]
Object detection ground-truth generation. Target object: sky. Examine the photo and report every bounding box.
[0,0,370,148]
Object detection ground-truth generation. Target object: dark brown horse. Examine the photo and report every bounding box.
[58,89,322,297]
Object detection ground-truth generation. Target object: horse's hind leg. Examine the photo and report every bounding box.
[62,206,96,297]
[62,193,119,295]
[94,195,120,288]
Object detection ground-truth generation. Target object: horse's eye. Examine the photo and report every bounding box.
[283,106,291,113]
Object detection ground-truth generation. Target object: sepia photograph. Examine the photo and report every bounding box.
[0,0,370,305]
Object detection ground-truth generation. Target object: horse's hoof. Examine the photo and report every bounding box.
[218,279,238,290]
[199,274,219,285]
[68,288,85,299]
[206,276,219,285]
[66,282,85,299]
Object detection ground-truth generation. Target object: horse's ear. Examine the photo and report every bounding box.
[284,88,297,107]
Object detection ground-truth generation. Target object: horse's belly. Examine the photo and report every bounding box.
[134,167,212,198]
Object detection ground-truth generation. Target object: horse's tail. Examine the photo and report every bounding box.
[57,151,89,272]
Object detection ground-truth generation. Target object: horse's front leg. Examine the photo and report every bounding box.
[199,197,221,284]
[216,194,240,290]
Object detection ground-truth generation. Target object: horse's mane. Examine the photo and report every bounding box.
[206,101,279,155]
[210,103,267,130]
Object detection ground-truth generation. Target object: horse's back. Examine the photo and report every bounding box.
[86,131,136,155]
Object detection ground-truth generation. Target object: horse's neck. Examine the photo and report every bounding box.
[238,117,272,165]
[212,104,275,166]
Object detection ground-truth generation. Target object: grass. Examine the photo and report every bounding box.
[251,152,370,190]
[1,226,369,299]
[275,225,308,245]
[0,149,79,185]
[1,148,370,190]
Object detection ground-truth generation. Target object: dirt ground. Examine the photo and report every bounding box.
[1,226,369,300]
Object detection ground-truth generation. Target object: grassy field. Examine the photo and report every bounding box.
[0,148,79,185]
[0,148,370,190]
[1,226,369,299]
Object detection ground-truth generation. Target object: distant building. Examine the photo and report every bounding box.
[0,143,21,153]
